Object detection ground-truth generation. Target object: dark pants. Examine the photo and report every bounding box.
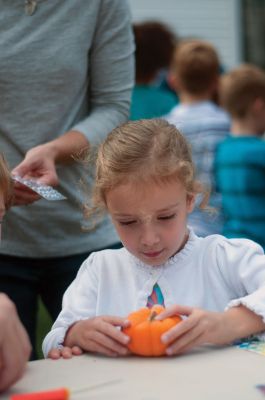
[0,243,122,359]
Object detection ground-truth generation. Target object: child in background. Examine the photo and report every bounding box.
[43,119,265,359]
[130,21,178,120]
[0,155,31,392]
[165,40,230,237]
[215,64,265,250]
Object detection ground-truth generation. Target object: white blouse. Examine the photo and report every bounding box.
[43,230,265,356]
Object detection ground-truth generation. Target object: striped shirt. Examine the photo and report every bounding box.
[165,101,230,236]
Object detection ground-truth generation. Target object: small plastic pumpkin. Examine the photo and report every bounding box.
[123,305,182,356]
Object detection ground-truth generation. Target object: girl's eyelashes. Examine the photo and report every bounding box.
[117,213,177,225]
[158,213,176,220]
[118,220,136,226]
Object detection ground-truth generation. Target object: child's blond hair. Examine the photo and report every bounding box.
[0,154,13,208]
[219,63,265,119]
[171,39,220,95]
[87,119,205,218]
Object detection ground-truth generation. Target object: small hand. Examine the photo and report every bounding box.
[64,316,131,357]
[12,144,58,206]
[48,346,83,360]
[157,305,226,355]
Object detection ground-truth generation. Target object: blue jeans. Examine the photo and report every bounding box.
[0,242,122,359]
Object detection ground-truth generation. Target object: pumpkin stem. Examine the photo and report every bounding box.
[149,311,157,321]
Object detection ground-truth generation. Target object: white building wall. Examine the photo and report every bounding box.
[128,0,243,70]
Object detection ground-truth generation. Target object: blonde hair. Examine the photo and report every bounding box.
[219,63,265,118]
[171,39,220,95]
[0,154,13,209]
[86,119,205,219]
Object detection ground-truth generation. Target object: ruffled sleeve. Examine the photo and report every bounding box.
[214,237,265,324]
[42,253,98,357]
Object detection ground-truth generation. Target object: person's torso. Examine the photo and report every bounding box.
[0,1,119,257]
[166,101,230,236]
[88,234,249,317]
[130,85,176,120]
[216,136,265,249]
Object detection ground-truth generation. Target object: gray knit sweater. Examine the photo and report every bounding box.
[0,0,134,257]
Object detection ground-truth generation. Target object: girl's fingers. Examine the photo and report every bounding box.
[48,348,63,359]
[102,316,130,328]
[161,311,199,344]
[88,331,129,356]
[84,339,121,357]
[167,332,205,356]
[166,327,204,355]
[61,347,75,359]
[71,346,83,356]
[156,305,193,320]
[98,320,130,346]
[91,344,119,357]
[48,346,83,360]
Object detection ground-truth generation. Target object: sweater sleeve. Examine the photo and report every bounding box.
[42,253,98,357]
[72,0,135,145]
[214,237,265,323]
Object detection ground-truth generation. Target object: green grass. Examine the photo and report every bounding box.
[36,298,53,359]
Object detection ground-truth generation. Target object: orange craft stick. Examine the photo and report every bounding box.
[10,388,70,400]
[9,378,122,400]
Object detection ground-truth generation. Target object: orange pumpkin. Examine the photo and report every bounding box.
[123,305,182,356]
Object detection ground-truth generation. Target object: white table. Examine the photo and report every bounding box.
[3,345,265,400]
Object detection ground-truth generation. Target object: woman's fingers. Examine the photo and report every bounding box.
[13,187,40,205]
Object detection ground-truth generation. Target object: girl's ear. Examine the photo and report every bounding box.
[186,193,196,213]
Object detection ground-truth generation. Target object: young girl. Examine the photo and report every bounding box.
[43,119,265,359]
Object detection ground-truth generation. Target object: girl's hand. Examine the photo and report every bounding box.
[156,305,230,356]
[64,316,131,357]
[48,345,83,360]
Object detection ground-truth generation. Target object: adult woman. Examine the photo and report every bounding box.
[0,0,134,358]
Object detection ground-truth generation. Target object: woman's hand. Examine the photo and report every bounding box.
[11,130,88,206]
[64,316,131,357]
[12,143,59,205]
[156,304,264,356]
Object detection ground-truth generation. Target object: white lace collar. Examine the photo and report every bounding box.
[128,229,197,273]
